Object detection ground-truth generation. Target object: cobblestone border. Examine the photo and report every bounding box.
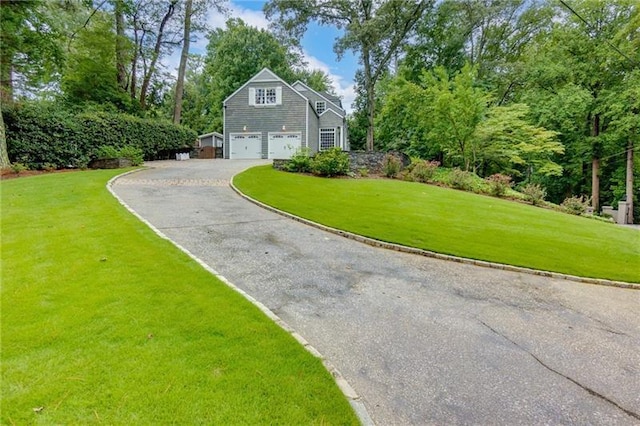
[229,176,640,291]
[108,169,375,426]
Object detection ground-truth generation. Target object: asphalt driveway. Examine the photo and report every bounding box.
[112,159,640,425]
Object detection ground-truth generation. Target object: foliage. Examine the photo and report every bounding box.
[1,171,359,424]
[409,160,439,183]
[61,11,136,113]
[285,148,313,173]
[561,195,592,216]
[235,166,640,283]
[382,153,403,178]
[358,167,369,177]
[3,102,196,169]
[447,168,476,191]
[96,145,145,166]
[485,173,513,197]
[195,18,301,134]
[311,147,349,177]
[265,0,432,151]
[520,183,546,206]
[10,162,27,174]
[474,104,564,179]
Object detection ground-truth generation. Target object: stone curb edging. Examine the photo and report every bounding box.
[107,169,375,426]
[229,176,640,291]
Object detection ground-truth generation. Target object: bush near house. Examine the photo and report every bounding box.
[3,102,196,169]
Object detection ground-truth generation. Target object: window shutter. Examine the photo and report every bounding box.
[275,86,282,105]
[248,88,255,106]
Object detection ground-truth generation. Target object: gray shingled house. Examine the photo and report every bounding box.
[223,68,348,159]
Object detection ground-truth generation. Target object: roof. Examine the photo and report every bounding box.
[198,132,223,139]
[223,68,308,105]
[291,80,345,115]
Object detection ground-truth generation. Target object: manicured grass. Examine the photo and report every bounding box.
[1,170,358,425]
[234,166,640,283]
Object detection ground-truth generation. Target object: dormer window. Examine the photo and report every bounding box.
[316,101,326,114]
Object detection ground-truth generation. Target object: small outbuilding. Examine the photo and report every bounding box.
[197,132,223,158]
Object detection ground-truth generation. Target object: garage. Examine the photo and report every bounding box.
[229,133,262,159]
[268,132,302,159]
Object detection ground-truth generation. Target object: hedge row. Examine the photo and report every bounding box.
[3,102,197,169]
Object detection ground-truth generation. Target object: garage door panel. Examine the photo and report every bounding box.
[230,133,262,159]
[268,132,302,159]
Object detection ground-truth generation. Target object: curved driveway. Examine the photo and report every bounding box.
[112,160,640,425]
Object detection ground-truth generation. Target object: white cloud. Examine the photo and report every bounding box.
[302,51,356,114]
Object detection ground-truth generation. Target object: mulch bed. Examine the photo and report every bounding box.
[1,168,80,180]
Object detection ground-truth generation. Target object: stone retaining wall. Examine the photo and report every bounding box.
[272,151,410,174]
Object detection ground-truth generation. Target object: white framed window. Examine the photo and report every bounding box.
[316,101,326,114]
[319,128,336,151]
[249,87,282,106]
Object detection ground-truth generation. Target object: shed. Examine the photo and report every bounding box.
[197,132,223,159]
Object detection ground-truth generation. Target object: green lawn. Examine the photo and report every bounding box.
[234,166,640,283]
[1,170,358,425]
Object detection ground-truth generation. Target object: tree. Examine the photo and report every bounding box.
[0,0,66,102]
[193,18,301,133]
[62,11,133,110]
[265,0,433,151]
[423,64,488,172]
[515,0,636,210]
[173,0,193,124]
[475,103,564,179]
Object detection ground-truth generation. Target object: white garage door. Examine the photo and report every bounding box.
[268,132,302,159]
[230,133,262,159]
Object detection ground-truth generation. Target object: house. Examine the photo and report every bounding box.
[197,131,223,158]
[223,68,348,159]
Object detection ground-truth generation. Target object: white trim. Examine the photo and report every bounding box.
[224,67,308,105]
[319,108,343,119]
[291,80,345,115]
[305,102,309,149]
[319,127,337,151]
[198,131,223,139]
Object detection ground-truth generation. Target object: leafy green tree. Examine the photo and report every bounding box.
[422,63,488,172]
[195,18,300,133]
[61,12,134,111]
[515,0,637,209]
[265,0,433,151]
[475,103,564,179]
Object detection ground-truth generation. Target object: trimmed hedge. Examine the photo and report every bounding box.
[3,102,197,169]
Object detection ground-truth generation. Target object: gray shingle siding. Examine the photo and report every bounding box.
[223,69,348,158]
[224,82,307,158]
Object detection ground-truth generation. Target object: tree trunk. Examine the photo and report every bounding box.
[173,0,192,125]
[591,114,600,212]
[0,107,10,169]
[626,139,634,224]
[115,0,128,91]
[139,1,176,110]
[363,47,375,151]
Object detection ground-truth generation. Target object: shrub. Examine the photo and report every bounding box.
[358,167,369,177]
[118,146,144,166]
[311,147,350,177]
[521,183,547,206]
[410,160,439,183]
[42,162,57,172]
[3,102,196,169]
[10,163,28,174]
[561,195,591,215]
[382,153,403,178]
[485,173,512,197]
[95,145,120,159]
[286,148,313,173]
[448,168,475,191]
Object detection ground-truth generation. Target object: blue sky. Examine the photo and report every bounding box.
[191,0,359,112]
